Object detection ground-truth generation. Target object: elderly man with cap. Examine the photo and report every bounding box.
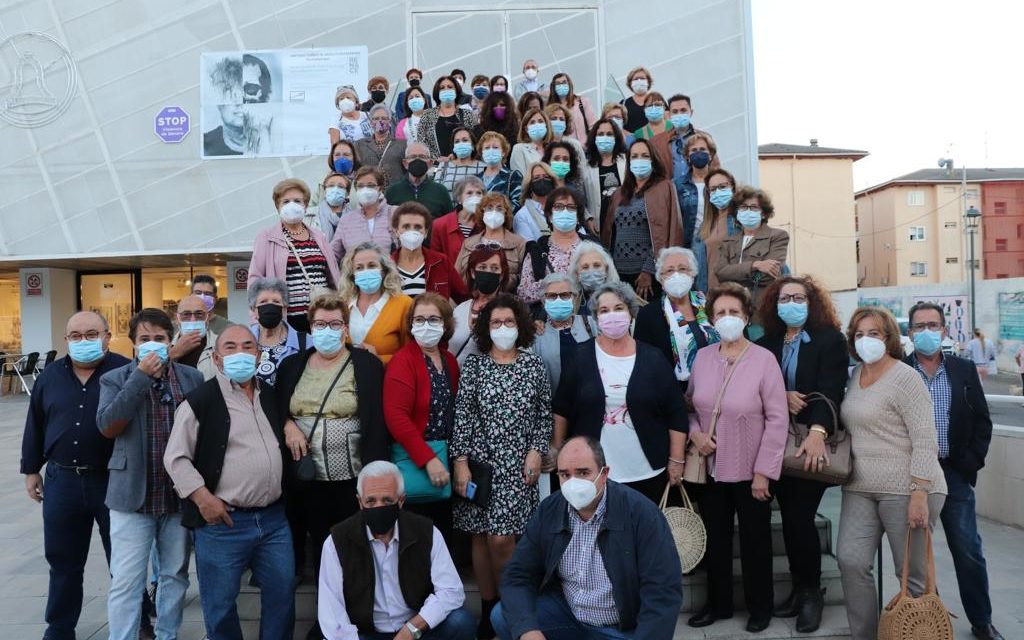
[169,294,217,379]
[165,324,295,640]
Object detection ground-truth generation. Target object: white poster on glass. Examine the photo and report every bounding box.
[200,46,368,159]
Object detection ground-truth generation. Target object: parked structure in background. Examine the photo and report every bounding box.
[758,140,867,294]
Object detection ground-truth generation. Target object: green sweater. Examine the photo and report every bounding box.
[384,177,454,218]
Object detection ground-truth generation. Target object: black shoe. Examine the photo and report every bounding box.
[305,622,323,640]
[746,614,771,633]
[138,616,156,640]
[972,624,1005,640]
[773,589,799,617]
[795,587,825,633]
[476,597,497,639]
[688,607,732,628]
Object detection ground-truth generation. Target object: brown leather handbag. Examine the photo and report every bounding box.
[781,392,852,484]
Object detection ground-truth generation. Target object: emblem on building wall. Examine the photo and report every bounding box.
[0,32,77,128]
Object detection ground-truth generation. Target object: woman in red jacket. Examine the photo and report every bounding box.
[383,292,460,537]
[390,201,469,303]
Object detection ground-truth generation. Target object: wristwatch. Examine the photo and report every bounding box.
[406,621,423,639]
[909,481,927,493]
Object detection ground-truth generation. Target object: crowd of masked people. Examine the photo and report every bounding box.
[21,60,1003,640]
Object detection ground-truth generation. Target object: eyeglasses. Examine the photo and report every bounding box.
[312,320,346,331]
[151,379,174,406]
[543,292,574,301]
[551,206,578,214]
[660,266,691,278]
[778,294,808,304]
[710,184,732,193]
[911,322,944,331]
[178,310,207,320]
[412,316,444,328]
[67,331,103,341]
[737,205,762,213]
[489,318,518,329]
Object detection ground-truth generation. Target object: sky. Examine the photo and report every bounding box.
[751,0,1022,191]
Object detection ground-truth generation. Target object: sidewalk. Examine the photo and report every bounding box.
[2,393,1022,639]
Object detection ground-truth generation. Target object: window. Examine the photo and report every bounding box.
[997,274,1009,279]
[996,239,1008,251]
[911,261,928,276]
[995,201,1007,215]
[944,221,957,229]
[1018,224,1023,239]
[945,257,959,264]
[943,186,956,193]
[906,190,924,206]
[908,226,926,241]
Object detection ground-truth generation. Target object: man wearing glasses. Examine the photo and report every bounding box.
[169,294,217,380]
[385,142,454,219]
[97,308,205,640]
[20,312,130,640]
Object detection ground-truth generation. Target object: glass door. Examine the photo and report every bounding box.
[78,270,141,359]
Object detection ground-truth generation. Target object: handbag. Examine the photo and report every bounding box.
[878,528,954,640]
[658,482,706,573]
[466,457,493,508]
[683,342,750,484]
[293,356,351,482]
[781,392,852,484]
[392,440,452,504]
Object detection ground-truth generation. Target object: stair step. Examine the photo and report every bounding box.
[680,555,844,613]
[730,512,833,558]
[674,604,851,639]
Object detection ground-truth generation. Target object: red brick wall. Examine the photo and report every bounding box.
[982,182,1024,278]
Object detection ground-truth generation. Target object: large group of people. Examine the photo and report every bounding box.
[19,59,1003,640]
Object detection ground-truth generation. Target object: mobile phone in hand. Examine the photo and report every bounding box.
[466,481,478,500]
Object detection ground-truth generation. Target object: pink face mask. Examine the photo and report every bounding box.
[197,293,216,312]
[598,310,631,339]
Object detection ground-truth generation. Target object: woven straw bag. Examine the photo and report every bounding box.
[658,482,706,573]
[878,528,953,640]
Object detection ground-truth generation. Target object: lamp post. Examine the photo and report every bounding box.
[965,205,981,332]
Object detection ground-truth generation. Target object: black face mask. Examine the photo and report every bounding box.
[407,158,429,178]
[473,270,501,295]
[363,504,400,536]
[256,304,283,329]
[371,89,386,104]
[408,78,421,88]
[531,178,554,197]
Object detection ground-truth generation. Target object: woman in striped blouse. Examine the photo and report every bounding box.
[390,202,468,302]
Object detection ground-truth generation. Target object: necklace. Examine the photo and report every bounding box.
[283,224,307,239]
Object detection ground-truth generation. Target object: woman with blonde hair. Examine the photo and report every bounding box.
[475,130,523,210]
[699,168,740,290]
[510,107,553,176]
[337,241,413,364]
[966,327,997,380]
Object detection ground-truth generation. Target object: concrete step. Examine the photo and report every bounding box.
[729,512,833,558]
[673,604,851,639]
[681,554,844,613]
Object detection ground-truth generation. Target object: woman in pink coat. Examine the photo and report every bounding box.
[248,178,341,333]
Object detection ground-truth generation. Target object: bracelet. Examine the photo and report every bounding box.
[668,457,686,465]
[809,426,828,437]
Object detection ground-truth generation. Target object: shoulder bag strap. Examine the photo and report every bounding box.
[707,342,751,440]
[282,232,316,291]
[377,140,393,168]
[306,355,352,445]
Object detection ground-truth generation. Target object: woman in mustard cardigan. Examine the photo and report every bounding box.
[337,240,413,364]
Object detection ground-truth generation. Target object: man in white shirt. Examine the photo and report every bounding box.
[514,59,547,100]
[319,461,474,640]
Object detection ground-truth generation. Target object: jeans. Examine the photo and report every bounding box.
[357,607,475,640]
[41,465,111,640]
[107,510,191,640]
[775,475,830,589]
[194,502,295,640]
[492,594,633,640]
[940,464,993,627]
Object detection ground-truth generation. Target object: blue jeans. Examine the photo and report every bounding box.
[492,594,633,640]
[41,465,111,640]
[194,501,295,640]
[940,464,992,627]
[107,510,191,640]
[357,607,475,640]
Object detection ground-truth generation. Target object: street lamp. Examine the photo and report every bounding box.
[965,205,981,332]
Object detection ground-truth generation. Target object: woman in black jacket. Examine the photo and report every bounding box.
[553,281,688,503]
[755,275,848,633]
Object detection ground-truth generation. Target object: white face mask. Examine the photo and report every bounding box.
[339,98,356,113]
[631,79,649,93]
[663,272,694,299]
[561,468,606,511]
[524,68,539,80]
[714,315,746,342]
[356,187,379,205]
[411,322,444,349]
[279,201,305,223]
[483,209,505,230]
[490,326,518,351]
[399,230,424,251]
[463,195,482,214]
[855,336,887,364]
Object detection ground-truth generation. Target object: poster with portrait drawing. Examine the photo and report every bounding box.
[200,46,368,159]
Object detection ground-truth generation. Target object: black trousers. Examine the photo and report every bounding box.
[775,475,829,589]
[405,498,452,545]
[623,469,684,507]
[698,478,773,618]
[293,479,359,577]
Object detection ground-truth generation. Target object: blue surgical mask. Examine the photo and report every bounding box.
[595,135,615,154]
[473,86,488,99]
[67,338,104,364]
[913,329,943,356]
[737,210,762,229]
[709,188,733,210]
[630,158,652,178]
[550,120,567,136]
[482,148,503,165]
[670,113,691,129]
[527,122,548,141]
[550,160,571,178]
[544,298,574,321]
[554,83,570,97]
[333,157,353,174]
[644,105,665,122]
[407,96,425,112]
[312,327,344,355]
[179,321,206,337]
[439,89,457,104]
[137,341,168,363]
[777,302,808,328]
[551,209,577,232]
[354,269,383,294]
[325,186,347,206]
[222,352,256,383]
[452,141,473,159]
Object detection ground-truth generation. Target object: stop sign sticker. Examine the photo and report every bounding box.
[155,106,190,143]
